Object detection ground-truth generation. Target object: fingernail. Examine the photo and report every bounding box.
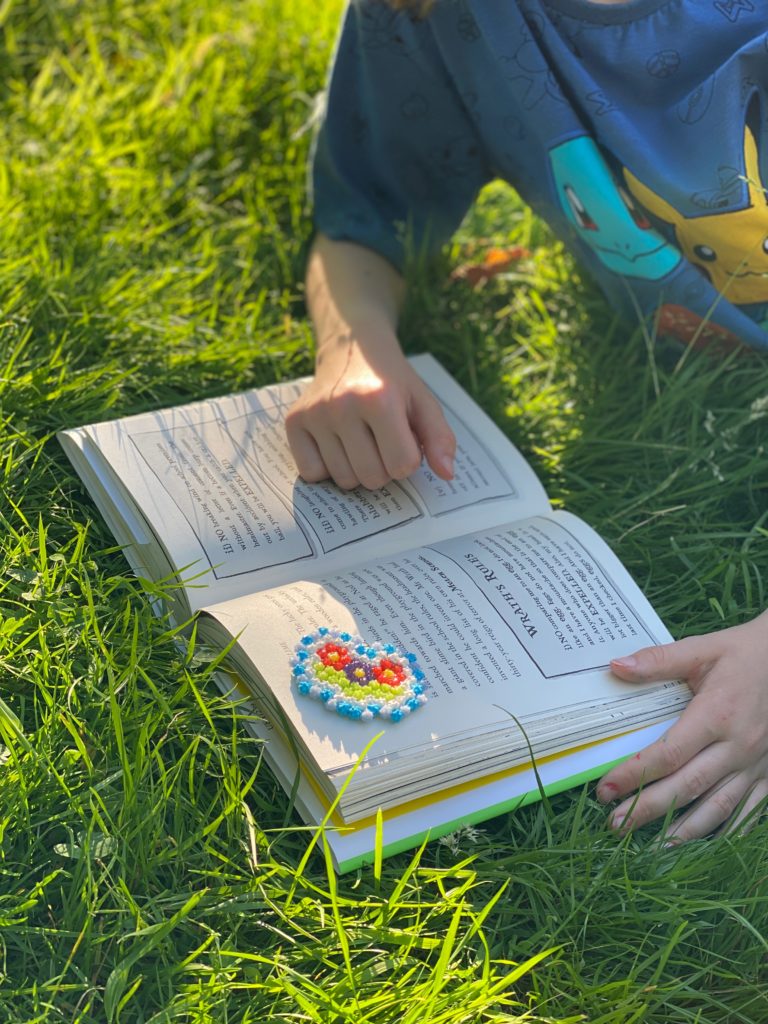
[438,453,454,478]
[612,655,638,670]
[610,813,626,830]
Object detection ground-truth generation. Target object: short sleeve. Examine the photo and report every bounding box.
[311,1,493,271]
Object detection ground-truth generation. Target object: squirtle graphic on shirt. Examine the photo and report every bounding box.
[549,135,682,280]
[624,121,768,306]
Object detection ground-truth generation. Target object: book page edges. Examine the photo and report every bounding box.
[220,671,672,872]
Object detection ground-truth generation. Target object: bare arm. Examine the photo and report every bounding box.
[285,234,456,490]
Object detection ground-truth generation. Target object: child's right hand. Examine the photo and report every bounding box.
[285,336,456,491]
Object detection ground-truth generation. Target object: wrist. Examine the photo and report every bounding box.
[315,327,404,368]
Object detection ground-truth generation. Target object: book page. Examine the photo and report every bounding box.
[201,511,685,786]
[59,356,550,611]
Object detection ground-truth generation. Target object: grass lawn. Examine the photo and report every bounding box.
[2,1,768,1021]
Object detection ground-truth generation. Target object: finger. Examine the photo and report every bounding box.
[664,771,745,842]
[313,433,360,491]
[339,422,391,491]
[408,387,456,481]
[610,634,719,687]
[606,743,727,831]
[363,402,423,481]
[597,704,719,803]
[285,423,330,484]
[716,780,768,837]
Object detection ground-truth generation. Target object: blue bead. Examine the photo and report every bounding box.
[356,645,366,655]
[384,643,396,654]
[391,708,403,722]
[407,698,420,710]
[366,648,376,658]
[298,682,310,694]
[349,707,362,719]
[301,635,314,646]
[297,650,309,661]
[320,688,333,701]
[405,653,417,663]
[412,684,423,695]
[414,669,424,681]
[367,704,380,715]
[318,626,329,636]
[292,665,305,677]
[340,632,351,642]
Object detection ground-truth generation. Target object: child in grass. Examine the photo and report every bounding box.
[285,0,768,840]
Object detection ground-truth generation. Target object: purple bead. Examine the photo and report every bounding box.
[344,659,374,686]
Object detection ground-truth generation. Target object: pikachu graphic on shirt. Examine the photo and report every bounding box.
[624,121,768,306]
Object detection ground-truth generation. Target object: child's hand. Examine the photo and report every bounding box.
[285,337,456,490]
[597,609,768,840]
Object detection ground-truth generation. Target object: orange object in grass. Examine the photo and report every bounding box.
[450,245,530,287]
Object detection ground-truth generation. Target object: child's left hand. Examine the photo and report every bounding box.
[597,609,768,840]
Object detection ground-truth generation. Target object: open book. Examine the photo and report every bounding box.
[59,355,689,872]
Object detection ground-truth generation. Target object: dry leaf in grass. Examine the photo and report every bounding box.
[656,303,744,353]
[450,245,530,286]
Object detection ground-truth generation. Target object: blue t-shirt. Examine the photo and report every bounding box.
[312,0,768,350]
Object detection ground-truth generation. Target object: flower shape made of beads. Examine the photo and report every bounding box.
[291,627,428,723]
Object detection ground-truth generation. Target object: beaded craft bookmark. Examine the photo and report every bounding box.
[291,628,428,722]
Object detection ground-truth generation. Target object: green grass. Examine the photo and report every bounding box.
[1,1,768,1021]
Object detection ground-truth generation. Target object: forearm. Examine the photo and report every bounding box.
[306,234,406,362]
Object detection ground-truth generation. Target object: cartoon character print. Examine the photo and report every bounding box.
[499,16,565,111]
[714,0,756,24]
[623,119,768,306]
[689,164,744,211]
[430,135,482,178]
[359,3,425,60]
[549,136,681,280]
[677,78,716,125]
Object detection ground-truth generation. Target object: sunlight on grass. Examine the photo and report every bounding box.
[1,0,768,1021]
